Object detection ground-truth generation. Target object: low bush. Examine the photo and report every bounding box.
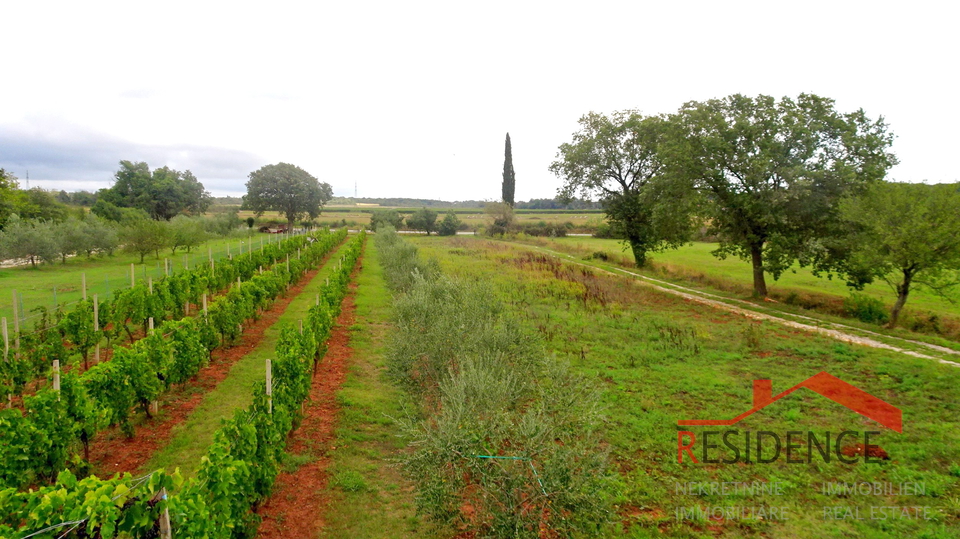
[843,293,890,325]
[377,228,615,537]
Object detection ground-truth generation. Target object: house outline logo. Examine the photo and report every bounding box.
[677,371,902,432]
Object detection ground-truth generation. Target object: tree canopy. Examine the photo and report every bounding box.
[98,161,212,220]
[502,133,515,206]
[550,111,696,266]
[667,93,897,296]
[242,163,333,226]
[407,208,438,235]
[839,182,960,327]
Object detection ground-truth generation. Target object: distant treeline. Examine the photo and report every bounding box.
[215,196,601,210]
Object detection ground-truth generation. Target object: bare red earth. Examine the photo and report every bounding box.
[88,250,339,475]
[255,258,362,539]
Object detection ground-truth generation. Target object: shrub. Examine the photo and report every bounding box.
[843,293,889,325]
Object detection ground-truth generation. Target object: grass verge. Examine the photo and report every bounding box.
[319,237,428,538]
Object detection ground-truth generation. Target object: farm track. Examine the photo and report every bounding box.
[87,241,347,476]
[515,243,960,368]
[255,254,363,539]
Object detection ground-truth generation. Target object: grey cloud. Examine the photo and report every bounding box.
[0,124,264,196]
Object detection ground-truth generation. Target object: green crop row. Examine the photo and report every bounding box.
[0,232,365,538]
[374,229,616,538]
[0,229,348,489]
[1,230,339,402]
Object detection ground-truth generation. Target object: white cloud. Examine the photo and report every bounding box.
[1,0,957,202]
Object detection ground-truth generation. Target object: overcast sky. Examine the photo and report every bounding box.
[1,1,956,200]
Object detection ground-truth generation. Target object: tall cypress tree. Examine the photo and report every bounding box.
[502,133,516,206]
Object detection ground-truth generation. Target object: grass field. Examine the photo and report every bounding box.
[232,208,603,231]
[400,235,960,538]
[0,232,290,326]
[519,237,960,340]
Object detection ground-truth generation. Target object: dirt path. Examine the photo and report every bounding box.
[88,244,344,475]
[254,257,361,539]
[521,243,960,368]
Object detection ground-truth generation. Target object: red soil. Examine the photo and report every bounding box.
[87,251,338,476]
[255,258,362,539]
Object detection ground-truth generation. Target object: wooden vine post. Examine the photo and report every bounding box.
[266,359,273,414]
[131,263,136,288]
[11,290,19,356]
[82,272,87,301]
[93,294,100,364]
[52,360,61,399]
[158,487,172,539]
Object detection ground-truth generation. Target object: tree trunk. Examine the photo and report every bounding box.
[887,269,913,328]
[750,241,768,298]
[628,237,647,267]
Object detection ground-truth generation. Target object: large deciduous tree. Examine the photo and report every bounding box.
[668,93,897,297]
[407,208,438,235]
[550,111,695,266]
[98,161,212,220]
[502,133,516,206]
[839,181,960,327]
[242,163,333,227]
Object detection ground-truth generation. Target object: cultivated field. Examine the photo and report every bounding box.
[2,231,957,538]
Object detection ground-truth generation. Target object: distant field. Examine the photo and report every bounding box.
[233,208,604,229]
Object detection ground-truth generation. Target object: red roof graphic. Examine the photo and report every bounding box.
[677,371,902,433]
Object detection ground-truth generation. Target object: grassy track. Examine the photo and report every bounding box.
[518,237,960,345]
[143,241,347,477]
[409,236,960,538]
[0,233,292,325]
[549,238,960,318]
[319,237,430,538]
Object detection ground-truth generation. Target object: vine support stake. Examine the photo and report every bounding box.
[266,359,273,414]
[53,360,61,395]
[131,263,135,288]
[165,258,170,276]
[159,487,172,539]
[149,317,154,333]
[82,272,87,301]
[316,293,319,306]
[299,319,303,335]
[184,254,188,270]
[94,294,100,364]
[203,294,208,317]
[149,277,153,295]
[11,290,19,354]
